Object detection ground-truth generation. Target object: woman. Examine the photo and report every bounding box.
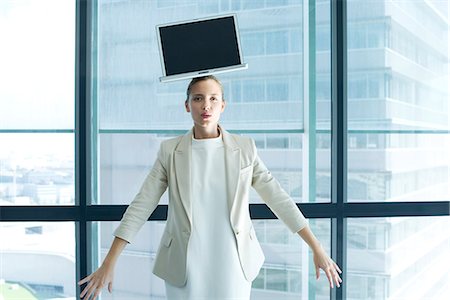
[79,75,342,300]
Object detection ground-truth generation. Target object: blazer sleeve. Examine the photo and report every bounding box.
[250,139,308,233]
[113,143,168,243]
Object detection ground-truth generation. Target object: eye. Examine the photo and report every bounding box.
[211,97,218,101]
[193,96,202,101]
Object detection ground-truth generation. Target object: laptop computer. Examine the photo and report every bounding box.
[156,14,248,82]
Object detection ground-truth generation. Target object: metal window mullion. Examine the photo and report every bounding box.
[331,0,347,300]
[304,1,317,298]
[1,202,446,221]
[90,0,100,272]
[75,0,92,295]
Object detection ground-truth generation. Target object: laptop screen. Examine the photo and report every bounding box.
[157,14,246,82]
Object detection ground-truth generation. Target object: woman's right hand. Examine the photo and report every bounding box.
[78,261,115,300]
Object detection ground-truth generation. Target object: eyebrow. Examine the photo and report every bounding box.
[191,93,219,97]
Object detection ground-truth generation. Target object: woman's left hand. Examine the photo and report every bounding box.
[313,246,342,288]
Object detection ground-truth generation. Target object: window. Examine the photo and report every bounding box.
[347,1,450,300]
[0,222,76,299]
[0,1,75,297]
[347,217,450,300]
[251,220,331,299]
[0,0,75,206]
[2,1,448,300]
[94,222,165,299]
[93,1,328,299]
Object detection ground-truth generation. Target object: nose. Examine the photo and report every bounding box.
[202,99,211,110]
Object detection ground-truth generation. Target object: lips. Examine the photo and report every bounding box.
[201,113,212,118]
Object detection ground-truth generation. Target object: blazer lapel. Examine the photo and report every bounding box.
[174,126,241,223]
[174,129,193,224]
[221,127,241,215]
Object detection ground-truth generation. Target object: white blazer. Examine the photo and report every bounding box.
[114,126,308,287]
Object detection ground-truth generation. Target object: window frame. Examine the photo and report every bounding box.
[0,1,448,300]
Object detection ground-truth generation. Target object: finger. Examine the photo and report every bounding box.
[78,274,92,285]
[92,287,102,300]
[80,279,95,299]
[331,264,342,287]
[325,268,334,288]
[80,284,90,299]
[84,285,97,300]
[80,277,96,298]
[81,284,93,300]
[108,282,113,293]
[337,271,343,282]
[334,262,343,274]
[315,266,320,280]
[334,272,341,288]
[84,281,102,300]
[80,287,88,300]
[332,263,343,286]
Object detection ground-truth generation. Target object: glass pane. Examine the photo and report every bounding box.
[94,221,166,300]
[251,219,331,300]
[0,0,75,129]
[348,133,450,202]
[317,133,331,202]
[98,132,331,204]
[347,0,450,202]
[244,133,305,203]
[0,133,75,205]
[95,0,304,130]
[94,1,332,203]
[0,222,76,299]
[315,0,331,203]
[98,133,171,205]
[316,0,331,131]
[94,219,330,300]
[347,217,450,300]
[347,0,449,131]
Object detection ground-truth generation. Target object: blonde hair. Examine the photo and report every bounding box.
[185,75,224,101]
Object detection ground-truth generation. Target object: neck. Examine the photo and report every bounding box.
[193,124,220,139]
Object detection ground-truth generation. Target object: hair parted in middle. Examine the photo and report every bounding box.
[185,75,224,102]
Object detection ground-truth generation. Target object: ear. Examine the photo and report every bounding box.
[221,99,226,112]
[185,100,190,113]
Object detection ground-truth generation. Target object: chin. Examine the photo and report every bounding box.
[196,122,209,127]
[198,119,214,124]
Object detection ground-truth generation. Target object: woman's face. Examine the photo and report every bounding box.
[185,79,226,129]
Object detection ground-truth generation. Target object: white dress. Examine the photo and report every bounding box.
[165,133,251,300]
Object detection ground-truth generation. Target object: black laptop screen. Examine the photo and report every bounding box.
[158,16,242,76]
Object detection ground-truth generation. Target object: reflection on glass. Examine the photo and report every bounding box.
[316,133,331,202]
[99,133,170,205]
[346,1,449,131]
[315,1,332,203]
[0,0,75,129]
[100,132,313,204]
[0,222,76,299]
[95,0,304,131]
[94,222,166,300]
[252,219,331,300]
[0,0,75,206]
[347,217,450,300]
[95,0,332,205]
[0,134,75,205]
[346,0,450,202]
[94,220,330,300]
[348,133,450,202]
